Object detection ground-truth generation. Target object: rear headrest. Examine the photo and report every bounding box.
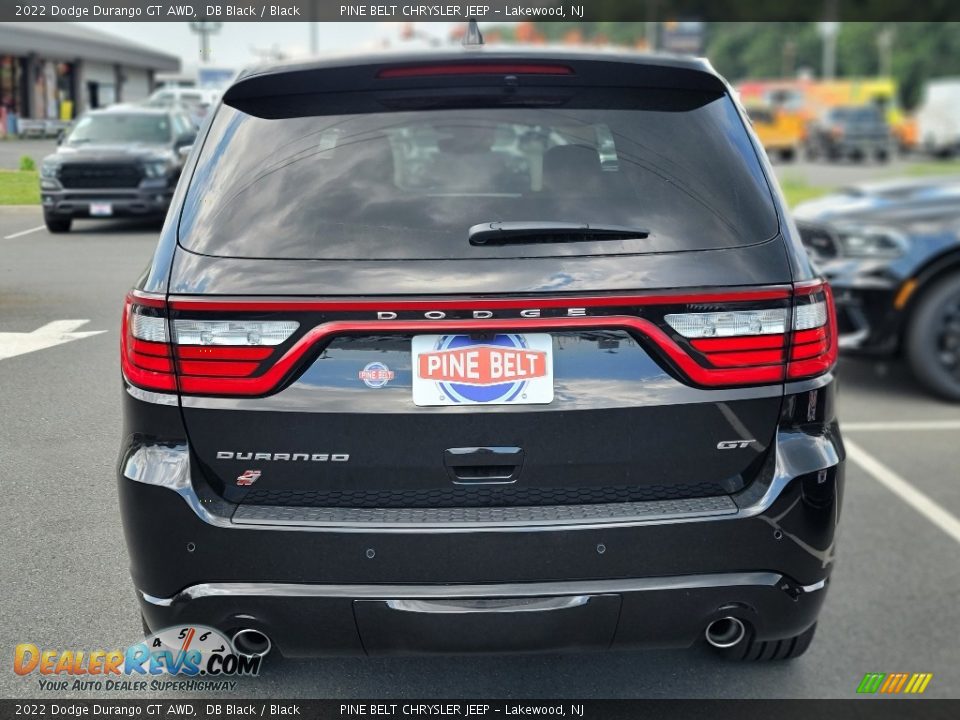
[543,144,602,193]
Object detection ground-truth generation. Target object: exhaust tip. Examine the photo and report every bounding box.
[705,617,746,649]
[232,628,272,658]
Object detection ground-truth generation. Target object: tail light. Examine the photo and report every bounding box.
[121,292,299,395]
[122,282,837,398]
[663,280,837,385]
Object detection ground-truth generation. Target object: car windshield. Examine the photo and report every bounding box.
[67,113,172,145]
[830,107,883,123]
[180,90,779,260]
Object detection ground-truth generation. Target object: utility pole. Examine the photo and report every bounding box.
[819,0,839,80]
[782,39,797,78]
[819,21,839,80]
[189,21,223,64]
[877,27,895,77]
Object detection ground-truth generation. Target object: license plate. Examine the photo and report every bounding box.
[89,202,113,217]
[411,333,554,407]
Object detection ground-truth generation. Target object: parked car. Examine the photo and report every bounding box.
[39,106,196,233]
[119,47,843,661]
[804,105,892,162]
[796,182,960,400]
[793,175,960,224]
[917,78,960,157]
[145,87,219,127]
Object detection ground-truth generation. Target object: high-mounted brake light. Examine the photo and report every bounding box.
[377,63,574,79]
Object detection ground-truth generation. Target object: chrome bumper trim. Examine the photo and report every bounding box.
[231,495,738,530]
[125,384,178,406]
[141,570,825,607]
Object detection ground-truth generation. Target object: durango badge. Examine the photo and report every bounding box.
[411,333,554,407]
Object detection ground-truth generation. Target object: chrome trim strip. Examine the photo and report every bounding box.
[231,496,738,530]
[383,596,592,614]
[131,289,166,303]
[140,571,784,606]
[125,384,178,406]
[800,578,827,593]
[123,445,231,528]
[837,328,870,350]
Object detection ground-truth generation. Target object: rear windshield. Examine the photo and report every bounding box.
[179,90,779,260]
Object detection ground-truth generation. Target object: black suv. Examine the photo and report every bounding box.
[40,105,197,233]
[795,178,960,400]
[118,49,844,661]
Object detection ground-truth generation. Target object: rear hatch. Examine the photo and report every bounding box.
[157,55,807,510]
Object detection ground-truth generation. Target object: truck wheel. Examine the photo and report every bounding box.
[906,273,960,401]
[44,214,72,233]
[718,623,817,661]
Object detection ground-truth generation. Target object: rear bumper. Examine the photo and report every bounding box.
[119,383,844,656]
[139,573,828,657]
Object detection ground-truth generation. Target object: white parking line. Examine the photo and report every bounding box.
[843,420,960,432]
[3,225,45,240]
[845,439,960,545]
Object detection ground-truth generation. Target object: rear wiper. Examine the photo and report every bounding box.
[468,221,649,246]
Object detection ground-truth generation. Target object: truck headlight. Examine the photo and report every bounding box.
[142,160,171,179]
[836,226,909,258]
[40,160,59,179]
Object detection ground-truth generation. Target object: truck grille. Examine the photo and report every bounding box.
[59,164,142,189]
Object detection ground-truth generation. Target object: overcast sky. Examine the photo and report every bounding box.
[81,22,464,71]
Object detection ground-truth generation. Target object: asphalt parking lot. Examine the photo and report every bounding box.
[1,206,959,700]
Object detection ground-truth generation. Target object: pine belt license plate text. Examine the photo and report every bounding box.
[89,202,113,217]
[411,333,554,407]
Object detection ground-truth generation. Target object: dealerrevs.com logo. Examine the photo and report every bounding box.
[14,626,261,692]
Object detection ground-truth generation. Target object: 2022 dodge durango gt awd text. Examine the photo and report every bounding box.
[118,49,845,662]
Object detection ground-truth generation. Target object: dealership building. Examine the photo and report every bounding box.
[0,22,180,135]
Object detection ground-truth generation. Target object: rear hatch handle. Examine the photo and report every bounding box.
[444,446,524,484]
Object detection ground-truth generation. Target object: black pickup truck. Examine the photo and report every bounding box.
[39,105,197,233]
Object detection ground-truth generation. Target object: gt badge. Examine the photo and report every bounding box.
[236,470,261,486]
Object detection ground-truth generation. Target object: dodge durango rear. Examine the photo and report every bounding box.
[118,47,844,662]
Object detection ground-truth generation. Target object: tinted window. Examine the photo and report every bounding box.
[68,113,172,145]
[180,91,778,259]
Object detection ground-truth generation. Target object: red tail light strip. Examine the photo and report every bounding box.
[176,346,274,361]
[175,317,783,395]
[167,288,791,313]
[123,284,837,396]
[691,335,785,352]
